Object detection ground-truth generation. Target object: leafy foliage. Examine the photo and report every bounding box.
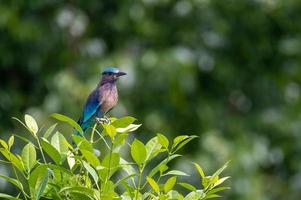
[0,114,229,200]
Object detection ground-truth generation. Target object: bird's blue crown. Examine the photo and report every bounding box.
[102,67,120,74]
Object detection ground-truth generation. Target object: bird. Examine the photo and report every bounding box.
[76,67,126,135]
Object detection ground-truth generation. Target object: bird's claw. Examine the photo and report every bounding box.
[96,116,111,124]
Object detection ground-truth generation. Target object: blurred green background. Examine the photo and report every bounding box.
[1,0,301,199]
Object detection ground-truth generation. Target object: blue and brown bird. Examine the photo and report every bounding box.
[77,67,126,135]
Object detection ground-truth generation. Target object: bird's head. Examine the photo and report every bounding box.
[101,67,126,83]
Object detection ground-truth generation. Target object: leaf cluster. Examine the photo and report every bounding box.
[0,114,229,200]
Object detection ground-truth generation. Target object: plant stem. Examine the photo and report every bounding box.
[135,166,143,200]
[35,136,47,164]
[104,141,114,190]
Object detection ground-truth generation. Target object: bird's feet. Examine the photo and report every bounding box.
[96,116,111,124]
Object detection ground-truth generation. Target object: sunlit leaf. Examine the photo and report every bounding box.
[157,133,169,149]
[0,175,23,191]
[164,176,177,193]
[194,163,205,178]
[163,170,189,177]
[178,182,196,191]
[102,124,117,140]
[51,132,68,161]
[131,139,146,165]
[83,161,99,186]
[44,123,57,139]
[41,138,61,164]
[111,116,136,128]
[24,114,38,136]
[8,136,14,150]
[146,176,160,193]
[21,142,36,172]
[51,113,83,135]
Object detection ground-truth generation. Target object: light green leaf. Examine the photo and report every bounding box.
[102,124,117,140]
[51,132,68,161]
[81,149,101,168]
[213,177,230,188]
[203,194,221,199]
[164,176,177,193]
[100,153,120,179]
[194,163,205,178]
[207,187,230,195]
[116,124,141,133]
[0,148,24,172]
[83,161,99,186]
[0,175,23,190]
[146,176,160,193]
[24,114,38,135]
[0,193,21,200]
[51,113,83,135]
[173,135,198,152]
[29,165,49,200]
[44,123,57,139]
[178,182,196,191]
[72,135,93,153]
[145,137,163,162]
[41,138,61,164]
[120,158,136,176]
[157,133,169,149]
[8,136,14,149]
[163,170,189,177]
[67,151,75,170]
[149,154,181,178]
[0,139,8,149]
[21,142,36,172]
[130,139,146,165]
[212,161,230,178]
[111,116,136,128]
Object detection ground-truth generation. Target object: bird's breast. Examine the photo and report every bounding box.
[99,83,118,113]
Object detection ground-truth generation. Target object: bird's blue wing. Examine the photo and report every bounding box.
[78,89,102,127]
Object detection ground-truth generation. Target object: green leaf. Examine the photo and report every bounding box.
[67,151,76,170]
[213,177,230,188]
[149,154,181,178]
[212,161,230,178]
[59,187,99,200]
[203,194,221,199]
[146,176,160,193]
[100,153,120,179]
[194,163,205,178]
[120,158,136,176]
[0,148,24,172]
[0,139,8,149]
[72,135,93,152]
[102,124,117,140]
[41,138,61,164]
[173,135,198,152]
[163,170,189,177]
[24,114,38,135]
[0,175,23,190]
[157,133,169,149]
[164,176,177,193]
[111,116,136,128]
[8,136,14,149]
[207,187,230,195]
[184,190,205,200]
[0,193,21,200]
[172,135,189,147]
[178,182,197,191]
[81,149,101,168]
[21,142,36,172]
[29,165,49,200]
[83,161,99,186]
[51,132,68,161]
[44,123,57,139]
[51,113,83,135]
[130,139,147,165]
[116,124,142,133]
[145,137,163,162]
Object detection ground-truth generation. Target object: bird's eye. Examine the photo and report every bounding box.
[108,72,113,75]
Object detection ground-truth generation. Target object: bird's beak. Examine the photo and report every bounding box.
[116,71,127,77]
